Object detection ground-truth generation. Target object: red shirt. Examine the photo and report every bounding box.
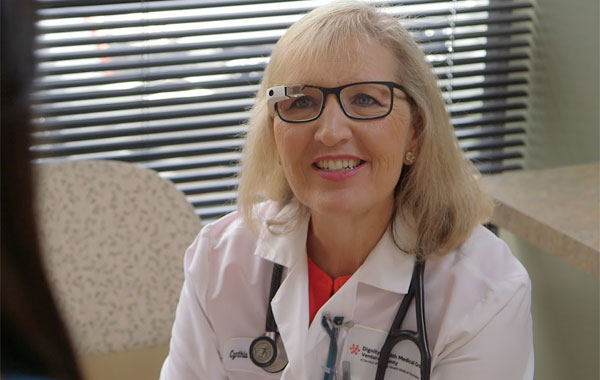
[307,255,352,324]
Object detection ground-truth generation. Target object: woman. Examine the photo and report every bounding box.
[160,2,533,379]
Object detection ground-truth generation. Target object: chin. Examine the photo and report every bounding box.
[306,196,371,218]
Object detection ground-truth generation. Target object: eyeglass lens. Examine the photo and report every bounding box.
[276,83,393,122]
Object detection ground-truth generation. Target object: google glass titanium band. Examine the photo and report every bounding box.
[267,84,304,117]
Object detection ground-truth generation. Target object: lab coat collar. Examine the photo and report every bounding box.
[254,200,310,268]
[255,201,416,295]
[353,217,416,295]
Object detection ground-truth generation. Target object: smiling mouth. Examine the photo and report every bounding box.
[313,159,364,172]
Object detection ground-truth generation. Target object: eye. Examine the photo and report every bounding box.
[290,96,315,109]
[353,93,379,106]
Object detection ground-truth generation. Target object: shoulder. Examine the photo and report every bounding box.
[429,225,530,297]
[456,225,529,284]
[196,200,282,247]
[426,225,531,344]
[180,203,281,331]
[183,201,280,279]
[426,227,534,373]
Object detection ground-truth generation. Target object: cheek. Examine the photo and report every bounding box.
[273,121,312,193]
[273,120,305,166]
[273,120,290,161]
[370,113,414,172]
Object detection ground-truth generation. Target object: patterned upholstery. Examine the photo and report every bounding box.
[35,160,202,355]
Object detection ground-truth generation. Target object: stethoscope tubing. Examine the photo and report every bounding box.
[265,263,284,333]
[375,260,431,380]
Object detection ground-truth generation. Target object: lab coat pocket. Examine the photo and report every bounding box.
[222,337,282,379]
[340,324,422,380]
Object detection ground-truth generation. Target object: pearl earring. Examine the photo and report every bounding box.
[405,151,416,164]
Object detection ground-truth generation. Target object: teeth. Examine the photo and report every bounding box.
[315,159,361,171]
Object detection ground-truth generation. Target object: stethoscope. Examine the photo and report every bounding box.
[249,260,432,379]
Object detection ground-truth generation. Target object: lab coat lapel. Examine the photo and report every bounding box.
[271,257,309,379]
[254,202,311,378]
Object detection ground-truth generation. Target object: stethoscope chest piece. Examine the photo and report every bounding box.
[249,331,288,373]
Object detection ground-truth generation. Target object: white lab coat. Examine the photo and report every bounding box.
[160,201,534,380]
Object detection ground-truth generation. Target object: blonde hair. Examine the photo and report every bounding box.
[237,1,493,257]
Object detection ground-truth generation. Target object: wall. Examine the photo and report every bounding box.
[523,0,599,168]
[502,0,599,379]
[502,232,599,380]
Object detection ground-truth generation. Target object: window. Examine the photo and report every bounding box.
[32,0,533,224]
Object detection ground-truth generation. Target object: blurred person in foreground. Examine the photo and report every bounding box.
[1,1,84,379]
[160,2,533,379]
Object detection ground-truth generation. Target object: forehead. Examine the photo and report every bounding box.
[277,41,399,87]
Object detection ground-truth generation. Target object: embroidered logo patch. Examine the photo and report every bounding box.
[340,325,422,379]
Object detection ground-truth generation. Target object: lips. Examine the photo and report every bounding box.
[311,156,366,182]
[313,158,363,172]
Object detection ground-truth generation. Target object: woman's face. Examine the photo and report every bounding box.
[273,42,417,221]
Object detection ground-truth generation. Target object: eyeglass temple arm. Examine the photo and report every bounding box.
[266,85,304,116]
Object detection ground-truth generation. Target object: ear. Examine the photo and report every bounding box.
[403,109,423,165]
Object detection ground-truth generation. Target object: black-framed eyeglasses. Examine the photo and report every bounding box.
[266,81,412,123]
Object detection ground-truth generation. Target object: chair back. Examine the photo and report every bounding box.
[35,160,202,355]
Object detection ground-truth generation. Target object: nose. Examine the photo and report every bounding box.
[313,94,353,146]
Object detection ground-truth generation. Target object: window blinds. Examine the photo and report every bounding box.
[32,0,533,223]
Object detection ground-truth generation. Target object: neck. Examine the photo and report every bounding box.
[306,208,393,278]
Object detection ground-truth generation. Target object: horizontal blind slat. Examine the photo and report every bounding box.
[165,168,240,184]
[36,102,253,130]
[468,151,523,163]
[33,72,264,104]
[452,114,526,128]
[455,126,526,140]
[36,46,273,76]
[38,0,309,17]
[35,64,267,91]
[449,102,527,116]
[33,116,249,141]
[459,139,525,151]
[34,140,242,161]
[144,154,241,171]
